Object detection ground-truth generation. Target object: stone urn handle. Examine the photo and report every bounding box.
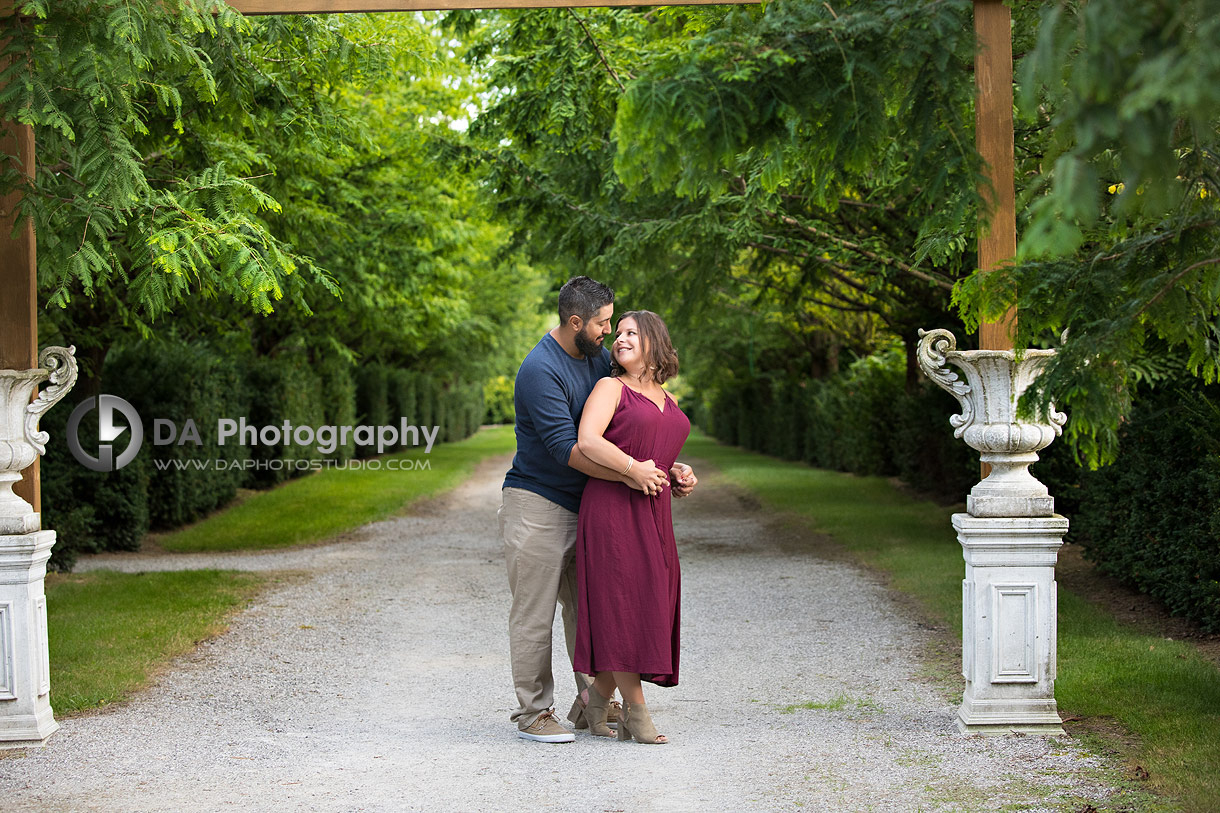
[25,346,78,455]
[916,328,974,437]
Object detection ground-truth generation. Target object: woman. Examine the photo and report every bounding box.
[572,310,690,744]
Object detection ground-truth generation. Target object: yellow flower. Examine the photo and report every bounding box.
[1107,182,1125,195]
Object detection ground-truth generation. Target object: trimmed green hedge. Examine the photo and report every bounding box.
[242,353,327,487]
[416,375,437,431]
[41,400,151,572]
[354,363,390,458]
[446,380,484,441]
[317,354,357,462]
[354,367,482,449]
[1065,384,1220,633]
[701,345,1220,632]
[700,346,976,501]
[387,369,418,448]
[40,339,487,569]
[107,343,249,529]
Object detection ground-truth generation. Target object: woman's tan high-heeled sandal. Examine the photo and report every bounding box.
[569,689,621,730]
[573,686,614,737]
[616,701,667,744]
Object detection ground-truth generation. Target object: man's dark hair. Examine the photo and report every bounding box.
[557,276,614,324]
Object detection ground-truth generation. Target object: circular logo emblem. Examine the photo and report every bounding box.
[67,395,144,472]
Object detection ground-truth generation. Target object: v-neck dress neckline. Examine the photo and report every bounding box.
[620,381,669,414]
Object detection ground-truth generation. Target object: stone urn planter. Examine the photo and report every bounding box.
[0,346,78,535]
[915,328,1066,518]
[0,346,77,746]
[916,329,1068,735]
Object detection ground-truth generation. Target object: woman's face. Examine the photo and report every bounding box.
[612,316,647,369]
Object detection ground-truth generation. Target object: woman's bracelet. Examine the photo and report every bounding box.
[622,456,634,475]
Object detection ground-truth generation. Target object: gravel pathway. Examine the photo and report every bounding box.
[0,455,1122,812]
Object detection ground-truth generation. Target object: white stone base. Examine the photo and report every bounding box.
[0,705,58,748]
[957,697,1065,736]
[0,473,40,535]
[954,513,1067,737]
[0,530,59,748]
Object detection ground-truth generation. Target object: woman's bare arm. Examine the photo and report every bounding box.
[577,378,668,493]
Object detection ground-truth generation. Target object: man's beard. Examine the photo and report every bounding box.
[574,329,603,358]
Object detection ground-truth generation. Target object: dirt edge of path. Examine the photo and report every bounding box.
[1055,542,1220,669]
[684,455,1206,811]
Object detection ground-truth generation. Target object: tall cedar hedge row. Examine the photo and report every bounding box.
[1039,385,1220,632]
[700,346,978,501]
[108,343,250,528]
[40,342,479,571]
[699,348,1220,632]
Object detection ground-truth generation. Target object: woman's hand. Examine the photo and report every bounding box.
[627,458,669,496]
[670,463,698,498]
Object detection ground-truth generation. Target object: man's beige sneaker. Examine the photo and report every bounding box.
[517,709,575,743]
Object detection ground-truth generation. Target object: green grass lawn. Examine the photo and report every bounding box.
[45,569,266,715]
[159,424,515,553]
[682,429,1220,813]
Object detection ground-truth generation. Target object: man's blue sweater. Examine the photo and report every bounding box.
[503,333,611,513]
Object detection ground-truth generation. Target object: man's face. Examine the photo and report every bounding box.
[574,303,614,358]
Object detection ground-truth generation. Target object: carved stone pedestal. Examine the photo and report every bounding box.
[0,346,77,747]
[918,329,1068,736]
[954,514,1067,735]
[0,530,58,747]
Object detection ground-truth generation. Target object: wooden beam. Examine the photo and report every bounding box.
[226,0,752,12]
[0,117,40,514]
[974,0,1016,352]
[3,0,757,14]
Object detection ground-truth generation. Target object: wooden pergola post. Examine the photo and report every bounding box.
[0,118,39,514]
[974,0,1017,351]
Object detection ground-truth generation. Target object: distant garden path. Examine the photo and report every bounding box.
[2,455,1121,812]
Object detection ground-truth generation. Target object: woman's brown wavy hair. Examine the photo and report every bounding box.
[610,310,679,384]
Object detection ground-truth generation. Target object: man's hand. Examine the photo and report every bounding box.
[669,462,697,498]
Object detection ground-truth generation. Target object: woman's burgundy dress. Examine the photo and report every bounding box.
[573,382,691,687]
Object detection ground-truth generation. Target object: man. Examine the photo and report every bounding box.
[500,276,697,743]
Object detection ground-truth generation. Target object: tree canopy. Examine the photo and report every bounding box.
[445,1,985,421]
[451,0,1220,465]
[2,1,545,388]
[3,0,1218,467]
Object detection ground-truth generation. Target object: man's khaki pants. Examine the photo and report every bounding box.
[500,487,592,729]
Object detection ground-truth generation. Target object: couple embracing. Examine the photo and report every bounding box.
[499,276,696,746]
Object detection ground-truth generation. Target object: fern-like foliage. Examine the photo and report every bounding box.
[449,1,982,403]
[955,0,1220,465]
[0,0,389,320]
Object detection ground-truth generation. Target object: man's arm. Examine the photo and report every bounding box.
[516,363,641,489]
[568,444,633,485]
[523,370,581,465]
